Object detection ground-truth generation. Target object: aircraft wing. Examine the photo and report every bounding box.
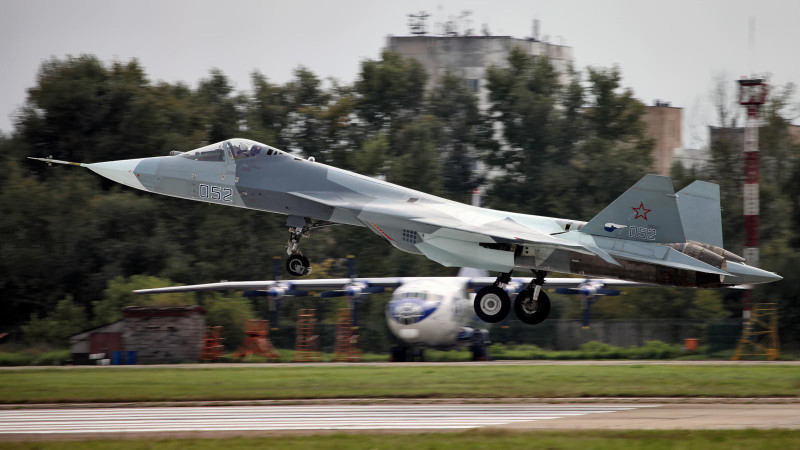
[134,277,412,295]
[134,276,656,295]
[466,277,657,290]
[409,217,621,266]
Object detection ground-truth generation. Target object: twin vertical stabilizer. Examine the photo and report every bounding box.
[580,174,724,247]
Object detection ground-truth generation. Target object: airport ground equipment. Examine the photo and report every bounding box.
[199,326,224,361]
[333,307,362,362]
[234,320,280,361]
[732,302,780,360]
[294,309,321,362]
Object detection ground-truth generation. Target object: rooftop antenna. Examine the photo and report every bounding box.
[748,16,756,76]
[407,11,430,35]
[459,10,473,36]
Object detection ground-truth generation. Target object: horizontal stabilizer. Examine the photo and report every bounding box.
[607,247,731,277]
[676,180,723,247]
[581,174,686,244]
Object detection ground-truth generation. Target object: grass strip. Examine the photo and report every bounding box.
[0,364,799,403]
[3,429,800,449]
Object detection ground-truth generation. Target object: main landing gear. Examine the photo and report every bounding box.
[513,270,551,325]
[473,270,550,325]
[284,217,336,277]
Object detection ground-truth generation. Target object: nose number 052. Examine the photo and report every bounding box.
[198,183,233,202]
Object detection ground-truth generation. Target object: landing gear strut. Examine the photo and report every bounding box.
[513,270,551,325]
[473,271,513,323]
[284,218,337,277]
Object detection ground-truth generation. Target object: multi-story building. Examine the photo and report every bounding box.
[388,27,679,176]
[642,101,682,176]
[387,34,573,109]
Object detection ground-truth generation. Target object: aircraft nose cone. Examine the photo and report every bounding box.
[86,159,146,191]
[724,262,782,285]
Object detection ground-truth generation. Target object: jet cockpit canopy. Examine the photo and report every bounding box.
[179,139,274,162]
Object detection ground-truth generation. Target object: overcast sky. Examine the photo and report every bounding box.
[2,0,799,148]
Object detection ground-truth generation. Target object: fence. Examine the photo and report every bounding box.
[264,319,749,354]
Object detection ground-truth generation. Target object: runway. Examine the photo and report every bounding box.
[0,404,649,435]
[2,402,800,438]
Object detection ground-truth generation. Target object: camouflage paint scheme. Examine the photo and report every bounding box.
[31,138,781,287]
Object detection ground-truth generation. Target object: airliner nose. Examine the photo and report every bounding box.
[86,159,146,191]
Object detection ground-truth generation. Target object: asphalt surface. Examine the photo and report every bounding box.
[2,402,800,440]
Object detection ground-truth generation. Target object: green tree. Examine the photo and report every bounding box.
[355,50,427,138]
[197,69,240,143]
[281,67,330,160]
[484,49,653,219]
[246,71,289,148]
[21,295,87,346]
[91,275,196,326]
[387,116,444,195]
[205,296,255,350]
[427,72,492,202]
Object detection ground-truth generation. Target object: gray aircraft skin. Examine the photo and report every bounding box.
[31,137,782,325]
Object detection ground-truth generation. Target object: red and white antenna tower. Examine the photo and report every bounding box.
[737,77,768,319]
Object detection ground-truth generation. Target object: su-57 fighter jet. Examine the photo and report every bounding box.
[30,138,781,325]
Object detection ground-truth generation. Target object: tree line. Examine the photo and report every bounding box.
[1,48,798,350]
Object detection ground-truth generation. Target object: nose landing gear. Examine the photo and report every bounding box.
[286,253,311,277]
[286,224,312,277]
[284,217,337,277]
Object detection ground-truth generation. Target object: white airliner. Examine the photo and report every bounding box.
[136,273,646,361]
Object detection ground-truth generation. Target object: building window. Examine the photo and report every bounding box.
[466,79,479,92]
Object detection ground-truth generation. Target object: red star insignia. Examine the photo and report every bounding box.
[632,201,651,220]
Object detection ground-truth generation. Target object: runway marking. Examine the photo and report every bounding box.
[0,404,655,434]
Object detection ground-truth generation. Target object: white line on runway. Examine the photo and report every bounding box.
[0,404,656,435]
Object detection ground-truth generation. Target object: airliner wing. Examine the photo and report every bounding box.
[134,277,410,295]
[134,276,655,295]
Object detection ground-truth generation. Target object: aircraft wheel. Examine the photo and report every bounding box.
[474,286,511,323]
[470,333,488,361]
[514,290,551,325]
[391,346,408,362]
[286,254,311,277]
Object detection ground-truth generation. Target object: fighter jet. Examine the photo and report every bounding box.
[30,138,782,325]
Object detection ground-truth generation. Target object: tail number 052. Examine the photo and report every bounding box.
[198,184,233,202]
[628,226,656,240]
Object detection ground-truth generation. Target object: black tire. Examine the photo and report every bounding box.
[474,285,511,323]
[470,342,487,361]
[286,254,311,277]
[390,346,407,362]
[513,289,551,325]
